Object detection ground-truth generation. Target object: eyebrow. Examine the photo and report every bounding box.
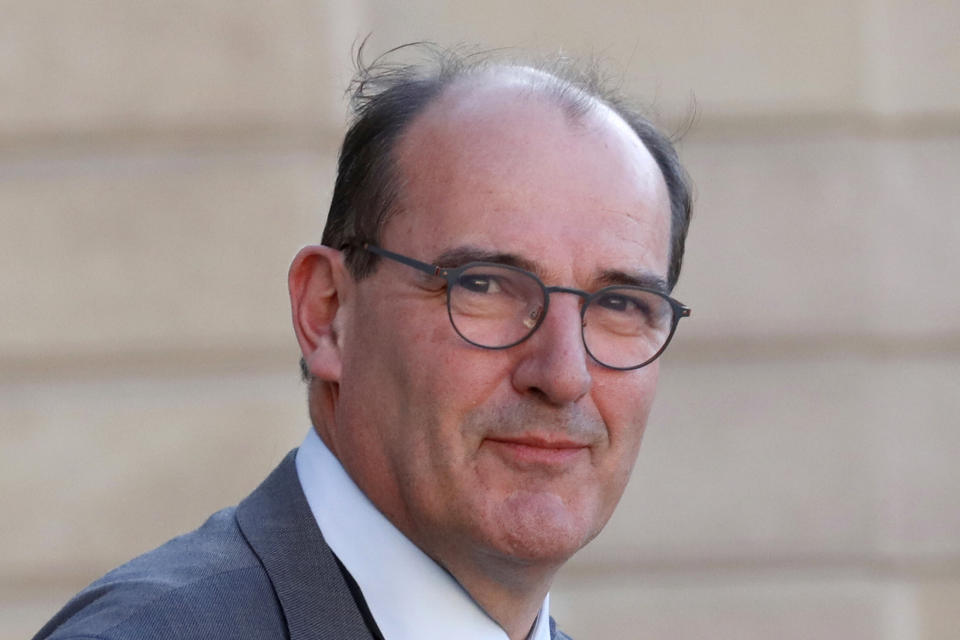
[432,246,539,273]
[597,268,670,294]
[432,245,669,293]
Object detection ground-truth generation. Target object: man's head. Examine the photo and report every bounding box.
[290,45,691,583]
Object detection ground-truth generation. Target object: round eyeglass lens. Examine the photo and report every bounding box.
[448,264,545,348]
[582,287,675,369]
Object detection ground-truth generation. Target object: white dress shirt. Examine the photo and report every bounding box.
[296,428,552,640]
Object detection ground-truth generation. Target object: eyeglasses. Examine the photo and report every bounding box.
[354,243,690,370]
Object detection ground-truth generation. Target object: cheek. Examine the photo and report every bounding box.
[593,363,660,453]
[382,313,514,452]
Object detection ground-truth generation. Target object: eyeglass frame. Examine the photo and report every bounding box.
[346,242,691,371]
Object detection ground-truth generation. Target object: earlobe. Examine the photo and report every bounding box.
[288,245,349,382]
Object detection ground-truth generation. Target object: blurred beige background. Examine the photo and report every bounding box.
[3,1,959,639]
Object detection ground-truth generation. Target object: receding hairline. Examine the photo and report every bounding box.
[387,65,670,228]
[407,63,629,133]
[325,43,691,289]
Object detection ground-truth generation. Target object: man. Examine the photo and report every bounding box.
[35,45,692,640]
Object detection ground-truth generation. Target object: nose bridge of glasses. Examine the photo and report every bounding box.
[544,286,589,314]
[544,285,590,301]
[540,286,590,330]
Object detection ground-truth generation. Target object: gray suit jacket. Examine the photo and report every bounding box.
[34,450,572,640]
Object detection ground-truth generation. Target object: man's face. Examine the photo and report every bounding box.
[329,82,672,573]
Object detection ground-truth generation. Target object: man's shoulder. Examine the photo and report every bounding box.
[35,506,286,640]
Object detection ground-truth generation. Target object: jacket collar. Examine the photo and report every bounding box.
[235,450,374,640]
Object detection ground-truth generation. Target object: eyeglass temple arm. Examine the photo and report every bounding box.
[353,243,447,277]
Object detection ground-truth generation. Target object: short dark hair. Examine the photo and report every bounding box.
[303,43,694,381]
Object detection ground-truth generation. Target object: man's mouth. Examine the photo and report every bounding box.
[483,435,590,467]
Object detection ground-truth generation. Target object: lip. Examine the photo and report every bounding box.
[484,435,590,467]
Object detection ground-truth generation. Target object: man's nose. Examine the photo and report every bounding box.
[510,294,592,405]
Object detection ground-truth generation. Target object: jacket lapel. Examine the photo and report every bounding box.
[236,451,374,640]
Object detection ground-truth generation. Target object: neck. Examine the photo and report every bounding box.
[432,546,560,640]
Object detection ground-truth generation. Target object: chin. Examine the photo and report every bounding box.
[486,489,602,564]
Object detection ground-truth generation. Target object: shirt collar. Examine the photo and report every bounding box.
[295,428,551,640]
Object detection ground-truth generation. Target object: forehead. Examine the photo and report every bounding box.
[386,76,672,281]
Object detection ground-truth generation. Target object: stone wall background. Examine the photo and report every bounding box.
[3,2,958,638]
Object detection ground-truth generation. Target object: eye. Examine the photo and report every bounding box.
[458,274,503,294]
[595,293,648,314]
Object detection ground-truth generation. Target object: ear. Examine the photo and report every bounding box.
[288,245,350,382]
